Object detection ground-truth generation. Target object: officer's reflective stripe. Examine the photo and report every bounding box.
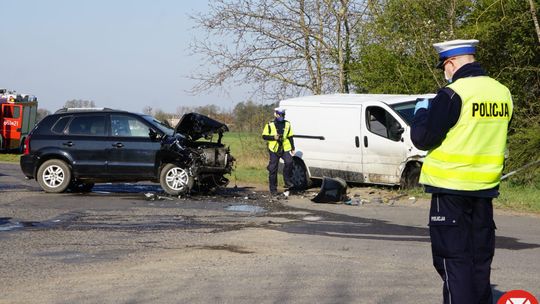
[444,259,452,304]
[268,141,279,151]
[428,150,504,165]
[422,163,502,184]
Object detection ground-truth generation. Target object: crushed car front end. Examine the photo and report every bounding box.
[158,113,235,195]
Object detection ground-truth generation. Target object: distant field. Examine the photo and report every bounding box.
[223,132,269,185]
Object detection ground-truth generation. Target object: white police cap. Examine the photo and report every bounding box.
[274,107,286,114]
[433,39,479,68]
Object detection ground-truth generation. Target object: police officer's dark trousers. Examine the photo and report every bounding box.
[267,151,293,193]
[429,193,495,304]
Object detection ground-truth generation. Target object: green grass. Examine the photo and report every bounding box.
[405,181,540,213]
[223,132,269,185]
[0,153,20,162]
[494,181,540,213]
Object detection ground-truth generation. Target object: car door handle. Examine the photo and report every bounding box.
[112,142,124,148]
[364,136,368,148]
[62,141,73,147]
[355,136,360,148]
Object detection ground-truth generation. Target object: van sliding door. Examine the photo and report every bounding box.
[286,105,363,181]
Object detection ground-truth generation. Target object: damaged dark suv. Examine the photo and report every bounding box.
[20,109,234,195]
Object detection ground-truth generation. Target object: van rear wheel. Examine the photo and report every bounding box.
[290,159,311,190]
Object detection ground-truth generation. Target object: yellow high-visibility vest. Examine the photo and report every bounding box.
[420,76,513,191]
[262,121,293,153]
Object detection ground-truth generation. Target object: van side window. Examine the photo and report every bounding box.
[67,115,107,136]
[366,106,403,141]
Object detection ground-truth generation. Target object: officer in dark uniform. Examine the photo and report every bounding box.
[411,39,513,304]
[261,107,295,195]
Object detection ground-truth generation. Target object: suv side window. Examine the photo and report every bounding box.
[51,116,72,134]
[67,115,107,136]
[111,114,149,137]
[366,106,403,141]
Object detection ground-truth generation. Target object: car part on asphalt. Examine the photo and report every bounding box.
[311,177,348,204]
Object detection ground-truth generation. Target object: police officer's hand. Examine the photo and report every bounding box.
[274,135,281,140]
[290,150,295,156]
[414,98,430,115]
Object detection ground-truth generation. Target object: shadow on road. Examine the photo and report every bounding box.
[276,208,540,251]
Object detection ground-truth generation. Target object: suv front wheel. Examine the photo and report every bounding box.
[37,159,72,193]
[160,163,194,195]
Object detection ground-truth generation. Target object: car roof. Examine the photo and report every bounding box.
[53,108,129,114]
[279,93,436,106]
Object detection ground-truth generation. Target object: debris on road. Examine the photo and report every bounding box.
[312,177,348,204]
[144,193,175,201]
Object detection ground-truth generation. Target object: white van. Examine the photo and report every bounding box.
[281,93,435,189]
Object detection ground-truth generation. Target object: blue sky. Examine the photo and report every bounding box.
[0,0,250,113]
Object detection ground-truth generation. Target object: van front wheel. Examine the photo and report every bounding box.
[290,159,311,190]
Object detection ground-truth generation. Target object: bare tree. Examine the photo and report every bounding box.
[64,99,96,108]
[142,106,153,115]
[190,0,368,100]
[36,108,51,122]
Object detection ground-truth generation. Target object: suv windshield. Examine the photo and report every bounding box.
[142,115,174,136]
[390,101,417,125]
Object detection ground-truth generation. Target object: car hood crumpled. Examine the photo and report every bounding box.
[175,112,229,141]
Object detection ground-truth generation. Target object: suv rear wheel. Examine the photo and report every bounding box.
[37,159,72,193]
[160,163,194,195]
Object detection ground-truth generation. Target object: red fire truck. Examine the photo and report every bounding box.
[0,88,38,152]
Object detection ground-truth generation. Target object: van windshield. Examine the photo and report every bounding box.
[390,101,417,125]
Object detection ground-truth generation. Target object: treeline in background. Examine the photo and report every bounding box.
[42,0,539,187]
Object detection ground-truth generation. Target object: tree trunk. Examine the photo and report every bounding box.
[299,0,320,94]
[528,0,540,45]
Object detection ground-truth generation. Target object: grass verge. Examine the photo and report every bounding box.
[223,132,280,186]
[494,181,540,213]
[0,153,20,162]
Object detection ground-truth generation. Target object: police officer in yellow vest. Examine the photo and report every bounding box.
[262,107,295,195]
[411,39,512,304]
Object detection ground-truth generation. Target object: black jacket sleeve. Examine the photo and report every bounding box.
[411,88,462,151]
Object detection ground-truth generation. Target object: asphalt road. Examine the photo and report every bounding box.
[0,162,539,303]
